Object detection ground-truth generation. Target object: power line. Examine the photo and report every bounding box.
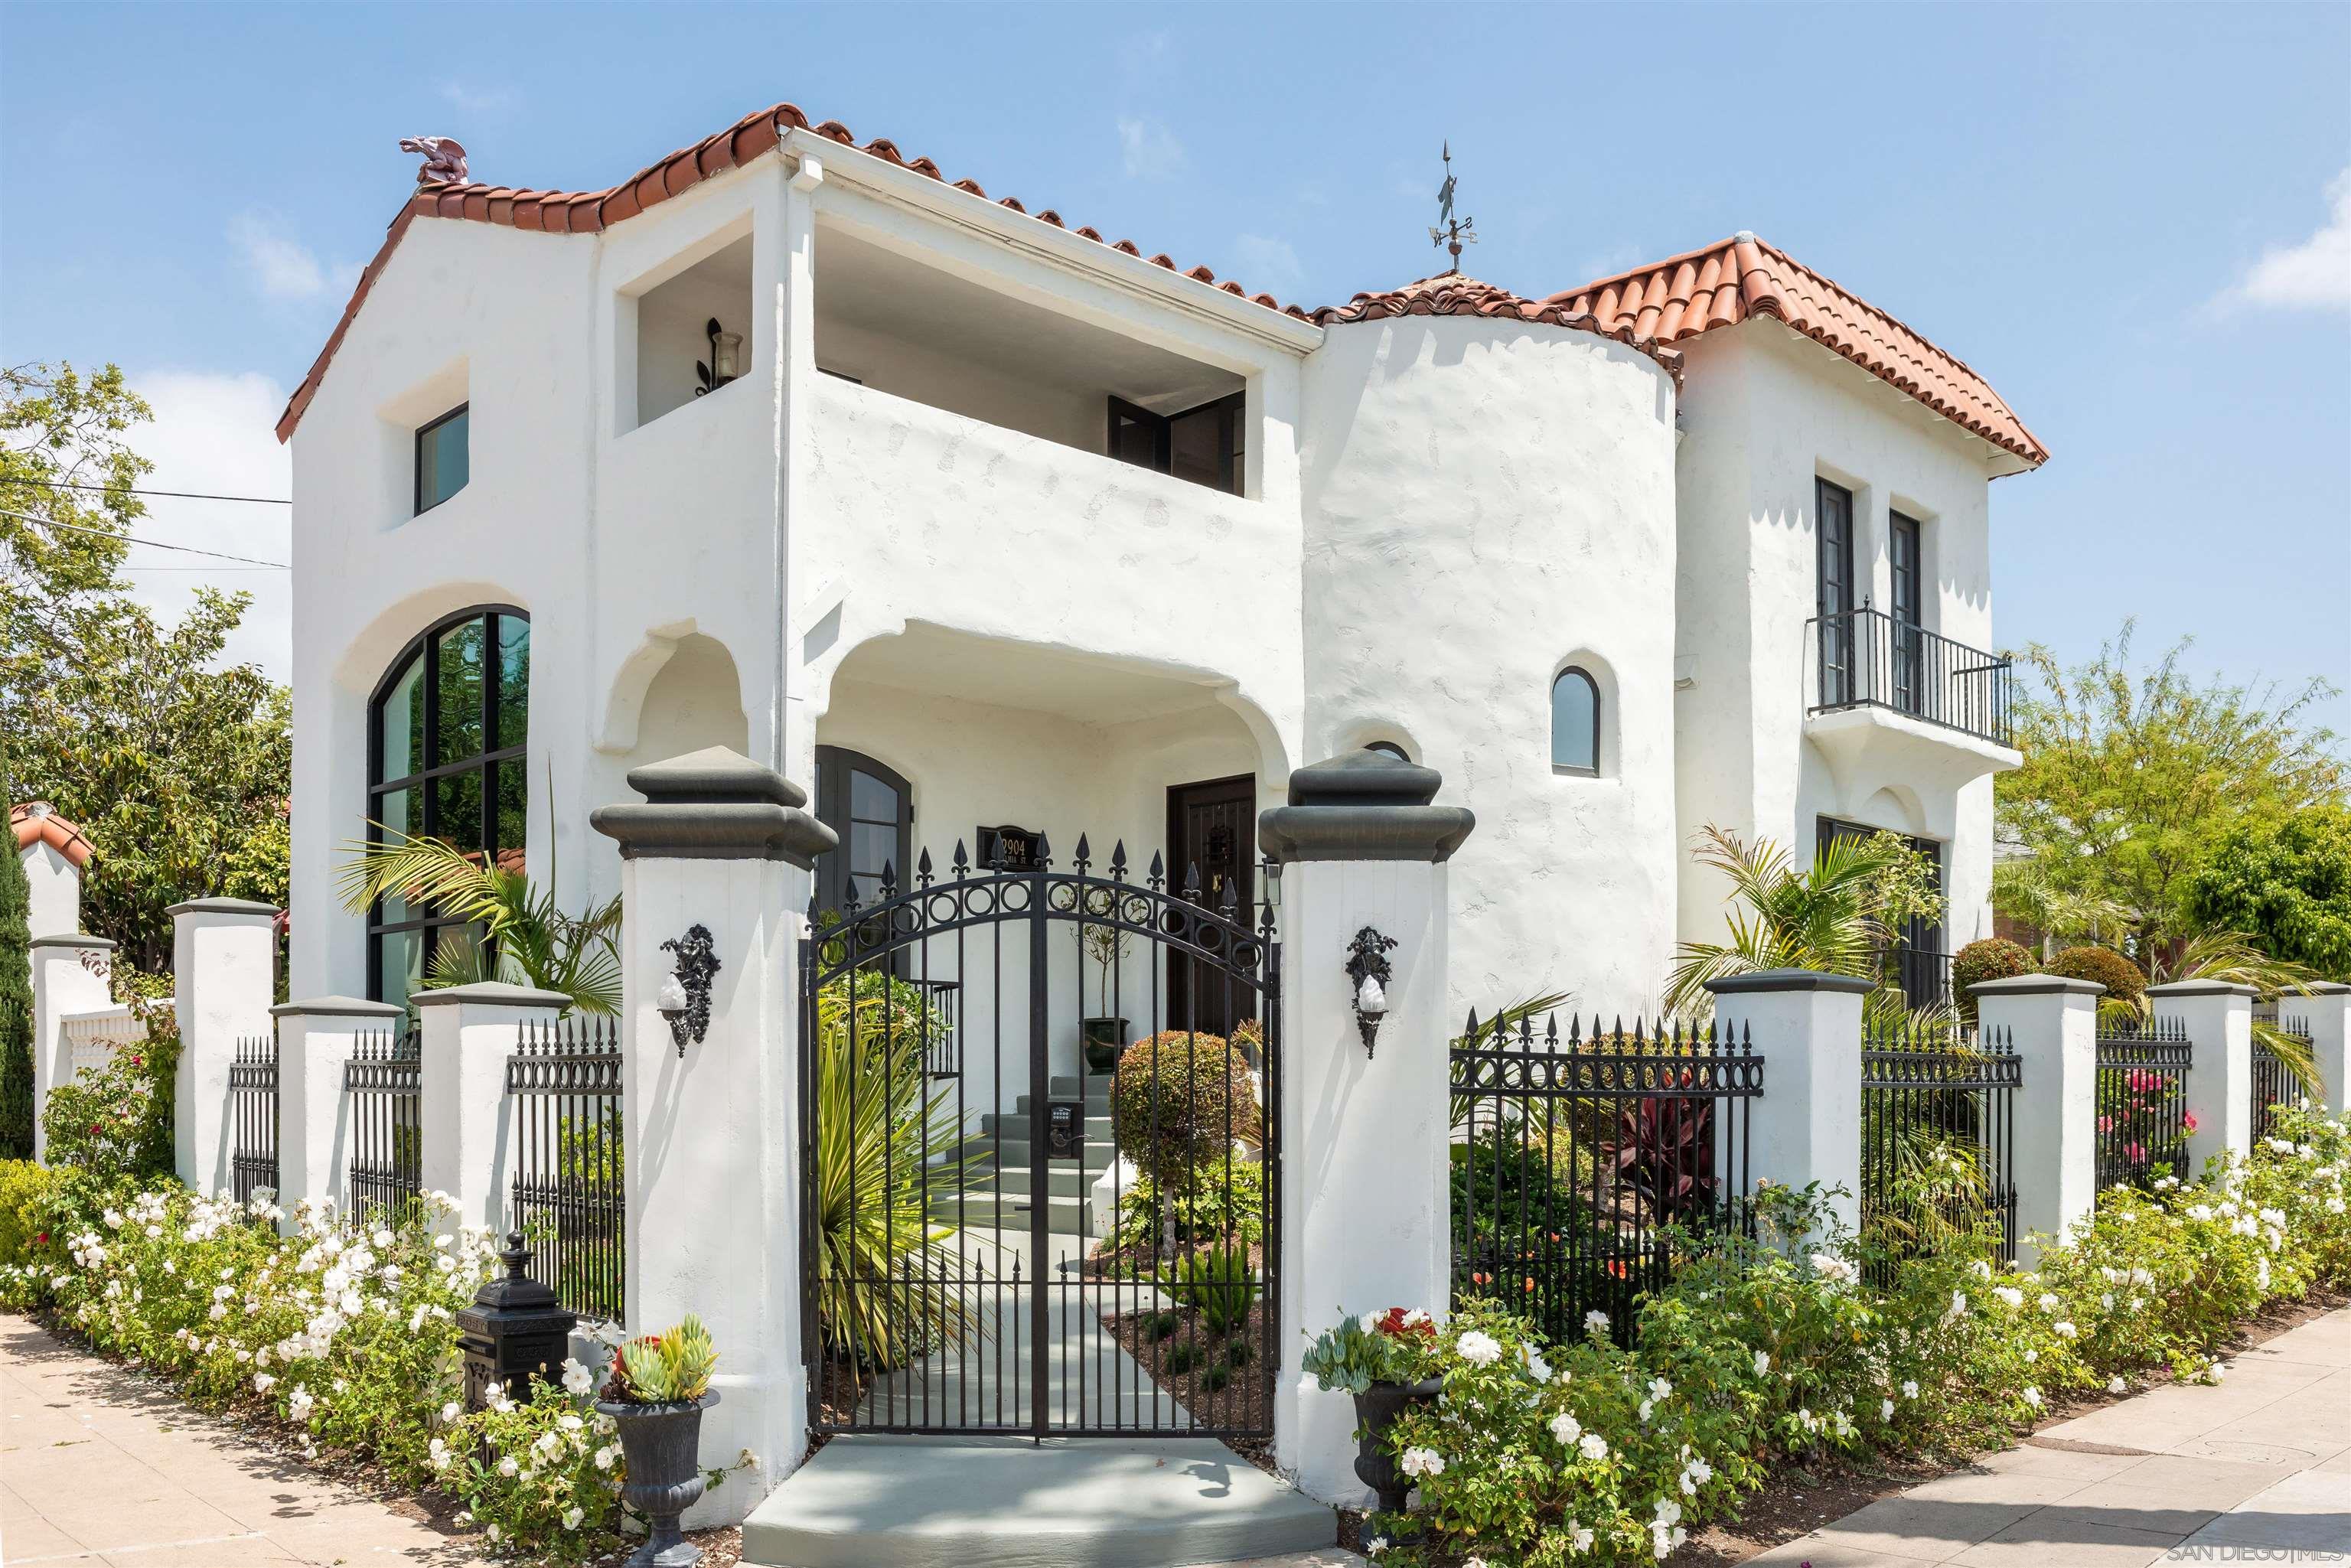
[0,506,288,569]
[6,476,292,505]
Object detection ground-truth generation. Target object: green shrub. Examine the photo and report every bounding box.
[1224,1338,1253,1368]
[1952,937,2035,1022]
[0,1159,67,1266]
[2049,944,2147,1006]
[1110,1163,1265,1254]
[1153,1240,1259,1335]
[1165,1341,1198,1374]
[1108,1032,1259,1192]
[1146,1311,1180,1342]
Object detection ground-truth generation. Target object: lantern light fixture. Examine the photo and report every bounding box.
[1344,926,1398,1058]
[696,318,743,396]
[657,924,720,1056]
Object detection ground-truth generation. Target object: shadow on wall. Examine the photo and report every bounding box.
[627,634,750,767]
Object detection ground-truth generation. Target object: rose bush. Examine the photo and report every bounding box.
[1356,1104,2351,1565]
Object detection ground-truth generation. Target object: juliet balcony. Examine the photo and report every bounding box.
[1803,608,2022,794]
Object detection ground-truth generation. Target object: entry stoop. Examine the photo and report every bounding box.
[742,1434,1338,1568]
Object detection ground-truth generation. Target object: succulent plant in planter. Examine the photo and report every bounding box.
[596,1315,722,1568]
[1300,1307,1442,1519]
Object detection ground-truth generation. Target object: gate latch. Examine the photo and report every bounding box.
[1045,1099,1085,1160]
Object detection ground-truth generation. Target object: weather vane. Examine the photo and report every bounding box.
[1428,141,1477,272]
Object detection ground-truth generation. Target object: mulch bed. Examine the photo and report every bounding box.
[1100,1294,1272,1436]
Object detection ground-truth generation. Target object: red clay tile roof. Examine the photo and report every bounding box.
[275,103,1314,442]
[1313,272,1684,385]
[1547,234,2046,467]
[11,803,94,869]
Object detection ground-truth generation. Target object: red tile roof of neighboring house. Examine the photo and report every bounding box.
[1547,234,2046,467]
[274,102,1319,443]
[1313,272,1684,385]
[11,803,94,869]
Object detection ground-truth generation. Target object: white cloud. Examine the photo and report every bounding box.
[119,370,294,683]
[438,79,519,114]
[1117,117,1187,181]
[231,214,332,301]
[2220,167,2351,312]
[1231,235,1304,295]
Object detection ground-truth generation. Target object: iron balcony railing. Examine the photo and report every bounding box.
[1808,607,2014,747]
[1885,942,1953,1012]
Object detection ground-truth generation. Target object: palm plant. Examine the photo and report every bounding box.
[807,976,985,1369]
[1990,857,2134,959]
[1663,825,1943,1025]
[336,826,623,1013]
[2128,930,2325,1092]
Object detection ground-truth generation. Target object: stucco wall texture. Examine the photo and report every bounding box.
[285,147,2021,1025]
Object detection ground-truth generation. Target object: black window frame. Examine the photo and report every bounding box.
[813,745,915,919]
[1889,510,1924,715]
[1550,667,1602,776]
[1106,390,1246,495]
[1818,814,1946,1003]
[365,604,530,1003]
[1816,478,1857,706]
[413,402,471,515]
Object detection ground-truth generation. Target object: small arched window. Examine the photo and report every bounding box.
[1364,742,1410,761]
[1551,667,1599,774]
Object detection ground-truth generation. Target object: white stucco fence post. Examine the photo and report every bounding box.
[414,983,572,1239]
[170,898,280,1198]
[2286,983,2351,1113]
[1971,975,2103,1262]
[28,934,116,1163]
[2147,980,2255,1176]
[1257,750,1475,1508]
[1703,970,1871,1237]
[592,745,835,1528]
[270,996,405,1232]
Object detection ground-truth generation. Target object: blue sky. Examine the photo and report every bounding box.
[3,2,2346,735]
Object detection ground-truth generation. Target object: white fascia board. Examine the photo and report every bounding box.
[779,127,1323,360]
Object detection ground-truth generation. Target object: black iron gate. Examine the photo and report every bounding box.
[800,836,1278,1439]
[229,1033,279,1209]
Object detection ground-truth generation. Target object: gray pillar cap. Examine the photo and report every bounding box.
[166,897,282,918]
[2300,981,2351,996]
[271,995,406,1019]
[29,934,116,952]
[591,745,838,866]
[1704,967,1875,995]
[1970,974,2106,997]
[2144,979,2261,999]
[1257,751,1476,864]
[410,982,574,1010]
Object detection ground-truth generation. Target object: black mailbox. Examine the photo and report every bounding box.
[457,1232,579,1410]
[1045,1099,1085,1159]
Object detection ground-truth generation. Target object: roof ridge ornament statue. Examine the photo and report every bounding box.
[1428,141,1477,273]
[398,135,468,184]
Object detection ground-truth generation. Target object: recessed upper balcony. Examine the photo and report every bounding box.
[1805,608,2021,787]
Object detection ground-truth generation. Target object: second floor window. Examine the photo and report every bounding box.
[415,403,470,513]
[1551,667,1600,775]
[1107,393,1244,495]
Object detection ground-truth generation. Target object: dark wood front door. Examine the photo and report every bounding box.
[1166,774,1256,1035]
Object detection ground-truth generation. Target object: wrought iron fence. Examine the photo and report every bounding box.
[2093,1016,2191,1198]
[228,1033,280,1209]
[2252,1018,2310,1145]
[1449,1012,1761,1343]
[1808,607,2014,745]
[507,1015,626,1324]
[344,1025,422,1222]
[1860,1020,2022,1271]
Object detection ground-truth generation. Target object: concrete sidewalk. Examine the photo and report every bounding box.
[1749,1306,2351,1566]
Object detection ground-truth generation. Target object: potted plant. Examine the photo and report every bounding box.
[1300,1307,1441,1517]
[596,1315,722,1567]
[1079,918,1130,1075]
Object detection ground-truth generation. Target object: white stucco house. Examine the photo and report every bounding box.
[275,101,2043,1045]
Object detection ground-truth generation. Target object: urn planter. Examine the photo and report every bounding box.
[1352,1375,1444,1516]
[1081,1017,1128,1076]
[595,1390,719,1567]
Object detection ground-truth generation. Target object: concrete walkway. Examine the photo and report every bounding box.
[1750,1306,2351,1566]
[0,1314,487,1566]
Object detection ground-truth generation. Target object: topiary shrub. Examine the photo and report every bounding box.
[1952,937,2035,1022]
[2049,944,2147,1006]
[1110,1031,1259,1195]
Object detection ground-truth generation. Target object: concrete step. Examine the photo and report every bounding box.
[1048,1074,1117,1100]
[932,1191,1097,1236]
[742,1434,1335,1568]
[983,1111,1113,1143]
[1016,1090,1113,1117]
[967,1164,1101,1200]
[950,1137,1116,1174]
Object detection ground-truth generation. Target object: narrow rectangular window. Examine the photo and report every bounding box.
[1890,510,1923,716]
[414,403,470,513]
[1816,478,1857,706]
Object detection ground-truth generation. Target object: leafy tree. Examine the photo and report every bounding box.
[2183,806,2351,981]
[0,731,33,1159]
[1996,622,2343,949]
[2,363,291,973]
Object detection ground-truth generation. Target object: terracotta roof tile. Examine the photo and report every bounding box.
[1313,272,1684,386]
[11,803,94,869]
[1547,235,2046,466]
[276,101,1315,442]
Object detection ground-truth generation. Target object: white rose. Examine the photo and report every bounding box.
[1455,1329,1502,1366]
[1398,1446,1444,1478]
[1578,1431,1609,1462]
[1549,1411,1582,1445]
[1753,1350,1770,1376]
[562,1508,583,1531]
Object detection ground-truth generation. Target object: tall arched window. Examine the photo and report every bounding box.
[367,606,530,1004]
[813,745,913,917]
[1551,667,1599,775]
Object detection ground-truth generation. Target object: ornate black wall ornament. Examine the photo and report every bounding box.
[1345,925,1398,1058]
[658,925,721,1057]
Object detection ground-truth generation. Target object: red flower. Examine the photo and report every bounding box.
[2127,1142,2147,1162]
[2181,1111,2199,1134]
[2098,1116,2114,1133]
